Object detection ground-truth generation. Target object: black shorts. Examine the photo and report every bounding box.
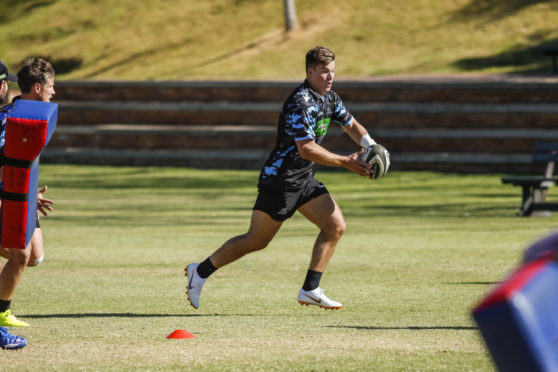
[253,178,329,222]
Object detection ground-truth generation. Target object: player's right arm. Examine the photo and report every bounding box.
[296,139,370,177]
[37,185,54,217]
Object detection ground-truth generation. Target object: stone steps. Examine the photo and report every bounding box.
[50,124,555,153]
[57,101,558,128]
[46,124,557,173]
[46,76,558,173]
[54,77,558,103]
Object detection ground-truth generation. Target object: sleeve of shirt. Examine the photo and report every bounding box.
[0,114,7,149]
[332,93,353,127]
[285,94,318,142]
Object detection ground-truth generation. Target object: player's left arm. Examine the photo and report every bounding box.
[343,117,376,148]
[331,93,376,148]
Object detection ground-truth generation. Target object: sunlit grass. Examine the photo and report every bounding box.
[1,165,557,369]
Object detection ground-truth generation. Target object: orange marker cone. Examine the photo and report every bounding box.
[167,329,195,339]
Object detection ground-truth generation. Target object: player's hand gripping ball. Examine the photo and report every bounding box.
[358,144,390,179]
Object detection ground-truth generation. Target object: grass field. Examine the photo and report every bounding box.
[1,164,558,370]
[1,0,558,80]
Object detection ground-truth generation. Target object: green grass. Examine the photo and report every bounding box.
[2,164,558,370]
[1,0,558,80]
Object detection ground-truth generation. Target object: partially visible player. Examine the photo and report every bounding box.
[0,58,55,330]
[0,60,28,350]
[185,46,387,310]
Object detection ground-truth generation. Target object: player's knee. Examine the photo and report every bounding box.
[252,239,271,252]
[0,247,10,260]
[245,233,273,252]
[28,253,44,267]
[336,223,346,239]
[328,219,346,240]
[9,249,31,267]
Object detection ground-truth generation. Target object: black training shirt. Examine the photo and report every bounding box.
[258,80,353,191]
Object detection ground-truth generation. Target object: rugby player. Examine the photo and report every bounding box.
[0,61,27,349]
[0,58,55,330]
[185,46,383,310]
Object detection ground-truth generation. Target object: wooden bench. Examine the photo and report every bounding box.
[502,142,558,217]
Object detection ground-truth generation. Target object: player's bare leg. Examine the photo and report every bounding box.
[0,242,32,326]
[298,193,345,271]
[0,247,30,301]
[0,228,44,267]
[28,228,44,267]
[210,210,282,268]
[185,210,282,309]
[296,193,345,309]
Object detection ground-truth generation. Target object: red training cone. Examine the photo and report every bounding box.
[167,329,195,339]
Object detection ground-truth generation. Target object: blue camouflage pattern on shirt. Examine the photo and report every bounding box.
[0,103,12,149]
[258,80,353,191]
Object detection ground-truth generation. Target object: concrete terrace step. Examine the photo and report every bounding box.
[42,147,269,168]
[57,101,558,127]
[40,76,558,172]
[54,76,558,103]
[40,146,536,173]
[52,125,278,150]
[50,124,558,155]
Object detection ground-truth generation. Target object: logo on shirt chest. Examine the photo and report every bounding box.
[314,118,331,137]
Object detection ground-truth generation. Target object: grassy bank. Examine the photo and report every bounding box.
[1,0,557,80]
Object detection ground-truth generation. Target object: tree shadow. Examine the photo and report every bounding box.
[327,325,477,331]
[451,36,558,74]
[82,38,190,78]
[344,202,516,219]
[451,0,558,21]
[22,312,204,319]
[21,312,300,319]
[51,57,84,74]
[444,281,501,285]
[0,0,56,23]
[42,173,255,190]
[19,55,83,75]
[449,0,558,74]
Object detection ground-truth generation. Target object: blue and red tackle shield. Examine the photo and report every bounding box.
[472,259,558,372]
[0,100,57,248]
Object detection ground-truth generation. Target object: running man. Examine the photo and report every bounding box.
[0,61,28,349]
[0,58,55,330]
[185,46,385,310]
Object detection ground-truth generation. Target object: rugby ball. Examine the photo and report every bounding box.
[358,144,390,179]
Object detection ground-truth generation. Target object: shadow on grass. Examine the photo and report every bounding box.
[83,38,191,78]
[42,173,256,190]
[452,37,558,74]
[327,325,477,331]
[451,0,557,21]
[344,203,516,218]
[13,55,83,74]
[21,312,293,319]
[0,0,56,23]
[445,281,501,285]
[447,0,558,74]
[47,213,249,228]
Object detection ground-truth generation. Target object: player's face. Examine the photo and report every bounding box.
[307,61,335,96]
[36,77,55,102]
[0,80,7,102]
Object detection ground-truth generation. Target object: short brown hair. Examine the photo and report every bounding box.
[305,46,335,70]
[17,58,55,94]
